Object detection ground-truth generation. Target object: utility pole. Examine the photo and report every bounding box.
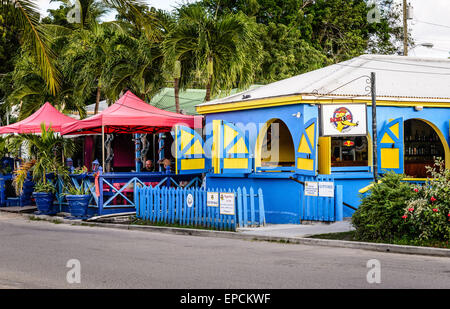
[371,72,378,182]
[403,0,408,56]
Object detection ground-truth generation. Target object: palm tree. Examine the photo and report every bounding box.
[0,0,61,94]
[0,0,149,96]
[163,4,262,102]
[101,31,166,101]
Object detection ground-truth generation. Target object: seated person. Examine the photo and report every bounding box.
[143,160,154,172]
[158,158,172,173]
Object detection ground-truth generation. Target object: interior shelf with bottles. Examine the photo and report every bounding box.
[404,119,445,178]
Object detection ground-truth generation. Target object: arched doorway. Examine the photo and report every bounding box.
[404,119,447,178]
[255,119,296,170]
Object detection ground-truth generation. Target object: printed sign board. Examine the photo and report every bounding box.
[319,182,334,197]
[305,181,318,197]
[219,192,235,215]
[207,192,219,207]
[320,104,367,137]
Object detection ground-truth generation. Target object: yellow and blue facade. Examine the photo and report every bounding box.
[174,55,450,224]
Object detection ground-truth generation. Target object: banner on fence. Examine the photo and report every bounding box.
[219,192,235,215]
[319,182,334,197]
[207,192,219,207]
[304,181,318,196]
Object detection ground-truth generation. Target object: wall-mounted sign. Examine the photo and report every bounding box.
[320,104,367,137]
[219,192,235,215]
[207,192,219,207]
[304,181,318,196]
[319,182,334,198]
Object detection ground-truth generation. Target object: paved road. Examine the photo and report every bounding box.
[0,212,449,289]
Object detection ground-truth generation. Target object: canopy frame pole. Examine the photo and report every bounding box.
[102,124,105,170]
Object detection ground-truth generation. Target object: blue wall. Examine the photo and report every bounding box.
[204,104,450,224]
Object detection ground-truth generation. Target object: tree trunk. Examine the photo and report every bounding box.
[94,85,101,114]
[174,78,181,113]
[205,76,212,102]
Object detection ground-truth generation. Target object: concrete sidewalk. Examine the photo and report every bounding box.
[238,220,354,238]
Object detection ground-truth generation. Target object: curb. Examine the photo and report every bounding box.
[15,212,450,258]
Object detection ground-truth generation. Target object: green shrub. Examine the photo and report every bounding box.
[352,172,415,242]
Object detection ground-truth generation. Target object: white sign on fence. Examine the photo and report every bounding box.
[319,182,334,197]
[207,192,219,207]
[219,192,235,215]
[186,193,194,208]
[320,104,367,137]
[305,181,318,196]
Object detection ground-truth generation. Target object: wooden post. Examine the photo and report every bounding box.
[371,72,378,182]
[403,0,408,56]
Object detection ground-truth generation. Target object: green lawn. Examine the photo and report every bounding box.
[308,231,450,249]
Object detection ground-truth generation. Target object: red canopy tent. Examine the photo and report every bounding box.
[61,91,203,135]
[0,102,77,134]
[60,91,203,171]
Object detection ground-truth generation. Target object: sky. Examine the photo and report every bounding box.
[35,0,450,58]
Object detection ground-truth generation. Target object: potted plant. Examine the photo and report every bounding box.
[33,180,57,215]
[64,181,93,218]
[13,160,36,207]
[11,123,76,213]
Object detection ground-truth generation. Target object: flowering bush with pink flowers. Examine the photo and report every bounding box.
[405,159,450,241]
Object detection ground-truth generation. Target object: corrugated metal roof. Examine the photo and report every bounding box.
[198,54,450,107]
[151,85,262,114]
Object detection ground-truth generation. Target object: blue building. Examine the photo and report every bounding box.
[173,55,450,224]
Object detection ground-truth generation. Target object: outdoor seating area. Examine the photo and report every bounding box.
[0,91,204,218]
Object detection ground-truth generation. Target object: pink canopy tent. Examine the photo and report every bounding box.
[61,91,203,135]
[61,90,203,170]
[0,102,77,134]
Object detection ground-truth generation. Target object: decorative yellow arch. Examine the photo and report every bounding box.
[254,119,295,169]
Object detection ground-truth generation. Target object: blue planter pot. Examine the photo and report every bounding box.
[32,192,54,215]
[21,179,35,206]
[66,195,90,218]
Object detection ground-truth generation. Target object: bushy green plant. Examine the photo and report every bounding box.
[11,123,76,193]
[63,181,92,196]
[352,171,415,242]
[404,159,450,241]
[34,180,56,194]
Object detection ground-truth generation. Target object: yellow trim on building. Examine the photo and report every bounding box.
[180,158,205,170]
[196,96,450,114]
[223,158,248,169]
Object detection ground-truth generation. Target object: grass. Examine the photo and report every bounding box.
[308,230,450,249]
[131,217,236,232]
[29,215,63,224]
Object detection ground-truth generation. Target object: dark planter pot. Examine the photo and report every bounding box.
[66,195,90,218]
[32,192,54,215]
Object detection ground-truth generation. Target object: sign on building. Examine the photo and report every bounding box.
[320,104,367,137]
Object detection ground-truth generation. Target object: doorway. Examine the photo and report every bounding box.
[404,119,445,178]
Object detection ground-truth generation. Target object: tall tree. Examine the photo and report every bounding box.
[163,4,262,102]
